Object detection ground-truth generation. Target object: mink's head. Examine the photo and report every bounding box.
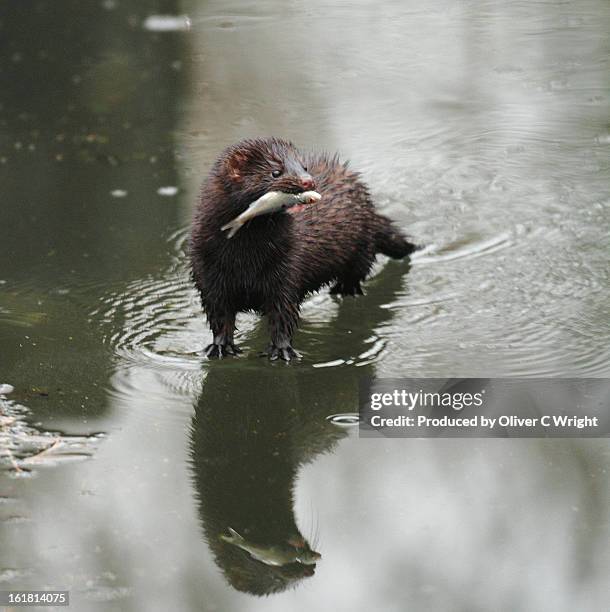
[215,137,315,205]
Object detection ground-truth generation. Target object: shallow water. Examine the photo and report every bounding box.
[1,0,609,610]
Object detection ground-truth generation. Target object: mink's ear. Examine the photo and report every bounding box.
[226,151,248,181]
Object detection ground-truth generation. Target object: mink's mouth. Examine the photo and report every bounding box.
[282,187,307,195]
[280,202,296,210]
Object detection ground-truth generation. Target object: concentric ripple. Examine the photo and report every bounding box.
[90,203,609,389]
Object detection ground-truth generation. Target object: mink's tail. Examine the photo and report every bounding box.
[374,214,419,259]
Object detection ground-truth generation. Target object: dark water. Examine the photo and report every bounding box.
[1,1,609,610]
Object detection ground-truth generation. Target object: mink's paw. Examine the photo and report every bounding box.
[204,342,242,359]
[261,344,300,362]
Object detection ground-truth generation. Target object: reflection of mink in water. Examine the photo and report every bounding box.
[190,368,349,595]
[189,137,417,360]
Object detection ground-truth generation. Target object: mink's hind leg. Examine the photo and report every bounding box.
[330,277,364,297]
[330,253,372,297]
[262,299,300,361]
[205,310,241,358]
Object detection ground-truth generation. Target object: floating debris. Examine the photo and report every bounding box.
[110,189,128,198]
[2,515,31,524]
[143,15,191,32]
[157,186,179,196]
[0,568,32,583]
[82,585,132,603]
[0,384,14,396]
[0,397,104,474]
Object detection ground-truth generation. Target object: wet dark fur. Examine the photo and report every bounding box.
[189,137,417,359]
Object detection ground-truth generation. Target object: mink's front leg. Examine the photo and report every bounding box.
[263,299,300,361]
[205,310,240,358]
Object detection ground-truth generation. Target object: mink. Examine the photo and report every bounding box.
[189,137,417,360]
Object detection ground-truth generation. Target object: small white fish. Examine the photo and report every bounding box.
[220,527,321,566]
[221,190,321,238]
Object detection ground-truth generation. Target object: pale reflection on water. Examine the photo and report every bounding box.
[1,0,609,610]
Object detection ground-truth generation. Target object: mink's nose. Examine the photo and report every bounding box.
[299,176,315,191]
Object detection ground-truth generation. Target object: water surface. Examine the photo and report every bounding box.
[1,0,609,610]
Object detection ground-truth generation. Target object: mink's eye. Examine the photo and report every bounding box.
[271,169,282,178]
